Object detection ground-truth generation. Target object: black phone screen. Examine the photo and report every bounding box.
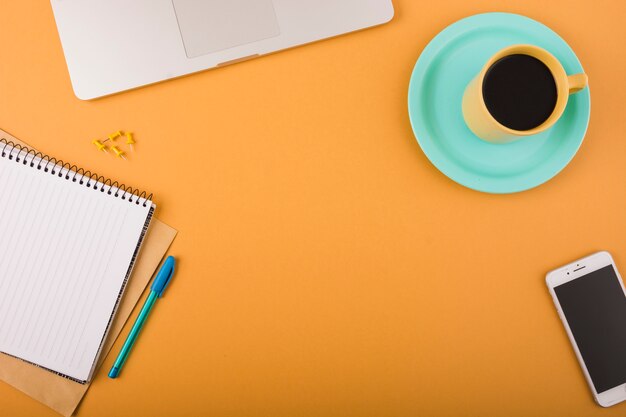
[554,265,626,393]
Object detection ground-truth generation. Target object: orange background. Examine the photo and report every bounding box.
[1,1,626,416]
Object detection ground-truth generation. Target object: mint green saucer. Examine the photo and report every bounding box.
[408,13,590,193]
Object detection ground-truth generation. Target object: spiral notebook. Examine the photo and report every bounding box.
[0,139,154,383]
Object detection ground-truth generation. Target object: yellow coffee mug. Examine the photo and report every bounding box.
[462,45,588,143]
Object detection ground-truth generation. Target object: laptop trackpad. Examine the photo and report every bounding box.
[172,0,281,59]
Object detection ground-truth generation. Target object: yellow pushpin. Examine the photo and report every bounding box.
[111,145,127,160]
[91,139,108,153]
[125,132,135,152]
[104,130,122,143]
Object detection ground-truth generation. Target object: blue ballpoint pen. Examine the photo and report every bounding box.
[108,256,176,378]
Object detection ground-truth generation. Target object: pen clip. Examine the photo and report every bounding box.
[151,256,176,297]
[158,266,174,297]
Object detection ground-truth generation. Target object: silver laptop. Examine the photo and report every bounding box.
[50,0,394,100]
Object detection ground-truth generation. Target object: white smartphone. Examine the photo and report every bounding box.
[546,251,626,407]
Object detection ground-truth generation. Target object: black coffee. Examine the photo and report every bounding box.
[482,54,557,131]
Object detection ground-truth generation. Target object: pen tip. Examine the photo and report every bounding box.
[108,366,120,379]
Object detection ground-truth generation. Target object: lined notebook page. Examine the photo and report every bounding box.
[0,149,152,382]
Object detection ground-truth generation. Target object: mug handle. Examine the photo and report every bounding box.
[568,73,588,94]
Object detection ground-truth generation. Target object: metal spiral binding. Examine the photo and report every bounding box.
[0,138,153,207]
